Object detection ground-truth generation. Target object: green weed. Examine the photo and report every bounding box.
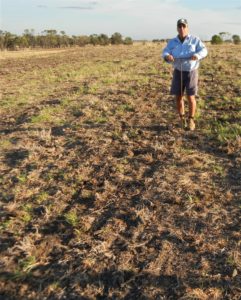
[205,121,241,143]
[17,173,28,184]
[64,210,79,227]
[0,138,12,150]
[186,194,200,204]
[21,204,32,223]
[35,192,49,204]
[0,220,12,233]
[216,123,241,143]
[94,116,108,124]
[19,256,36,272]
[31,107,65,125]
[226,255,237,267]
[212,164,226,177]
[127,128,139,138]
[118,104,135,112]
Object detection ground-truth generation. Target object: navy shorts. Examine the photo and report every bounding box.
[170,69,198,96]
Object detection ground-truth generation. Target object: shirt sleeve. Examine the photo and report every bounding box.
[195,39,208,60]
[162,40,173,62]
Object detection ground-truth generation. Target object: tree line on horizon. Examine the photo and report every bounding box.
[211,32,240,44]
[153,32,241,45]
[1,29,240,50]
[0,29,134,50]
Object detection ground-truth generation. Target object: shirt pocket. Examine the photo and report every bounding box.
[186,44,196,54]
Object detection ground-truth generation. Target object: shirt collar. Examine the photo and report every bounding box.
[175,34,190,42]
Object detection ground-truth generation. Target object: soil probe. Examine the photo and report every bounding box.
[173,57,192,129]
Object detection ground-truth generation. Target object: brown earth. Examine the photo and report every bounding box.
[0,43,240,299]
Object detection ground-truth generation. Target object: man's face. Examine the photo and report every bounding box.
[177,23,189,38]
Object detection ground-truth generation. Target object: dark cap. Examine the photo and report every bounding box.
[177,18,188,26]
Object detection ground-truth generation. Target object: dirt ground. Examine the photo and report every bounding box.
[0,43,240,299]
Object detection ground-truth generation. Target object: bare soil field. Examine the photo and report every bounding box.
[0,43,240,299]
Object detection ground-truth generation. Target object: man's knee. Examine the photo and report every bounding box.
[187,95,196,102]
[176,95,183,102]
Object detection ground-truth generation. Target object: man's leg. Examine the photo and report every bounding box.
[176,95,185,116]
[176,95,186,129]
[187,95,196,117]
[186,69,198,130]
[187,95,196,130]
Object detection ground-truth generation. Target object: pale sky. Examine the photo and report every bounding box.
[1,0,241,40]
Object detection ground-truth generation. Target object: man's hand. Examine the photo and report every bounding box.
[191,55,198,60]
[165,54,174,62]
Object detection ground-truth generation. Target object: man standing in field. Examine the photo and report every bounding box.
[162,18,208,130]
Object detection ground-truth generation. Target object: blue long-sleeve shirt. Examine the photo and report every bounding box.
[162,34,208,71]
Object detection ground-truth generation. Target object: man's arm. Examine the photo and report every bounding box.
[162,40,175,62]
[194,39,208,60]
